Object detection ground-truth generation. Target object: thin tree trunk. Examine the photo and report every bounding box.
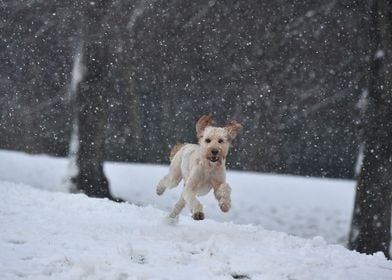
[71,1,114,199]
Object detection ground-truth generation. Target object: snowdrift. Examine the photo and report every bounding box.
[0,150,391,279]
[0,150,354,243]
[1,182,391,280]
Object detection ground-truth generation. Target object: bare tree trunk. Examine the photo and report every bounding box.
[349,142,392,257]
[348,0,392,258]
[71,1,114,199]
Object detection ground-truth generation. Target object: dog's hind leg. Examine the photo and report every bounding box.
[168,196,186,219]
[156,156,182,195]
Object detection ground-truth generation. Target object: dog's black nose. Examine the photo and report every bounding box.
[211,149,219,156]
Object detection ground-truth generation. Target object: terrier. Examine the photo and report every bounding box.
[156,115,242,221]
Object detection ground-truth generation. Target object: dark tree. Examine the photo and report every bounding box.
[71,1,115,199]
[349,0,392,258]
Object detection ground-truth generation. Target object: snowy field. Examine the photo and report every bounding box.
[1,150,391,279]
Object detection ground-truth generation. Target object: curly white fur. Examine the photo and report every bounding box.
[156,115,242,221]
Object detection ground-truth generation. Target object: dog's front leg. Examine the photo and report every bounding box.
[183,188,204,220]
[214,183,231,213]
[182,168,205,220]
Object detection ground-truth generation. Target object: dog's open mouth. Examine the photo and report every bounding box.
[210,156,219,162]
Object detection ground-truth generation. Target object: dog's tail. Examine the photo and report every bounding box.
[169,143,185,161]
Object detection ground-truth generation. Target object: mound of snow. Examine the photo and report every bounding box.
[0,150,355,244]
[1,182,391,280]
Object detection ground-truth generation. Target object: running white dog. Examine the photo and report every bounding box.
[156,115,242,221]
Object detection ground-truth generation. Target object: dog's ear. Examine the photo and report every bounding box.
[225,120,242,141]
[196,115,214,138]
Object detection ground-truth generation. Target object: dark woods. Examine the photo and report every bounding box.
[0,0,369,178]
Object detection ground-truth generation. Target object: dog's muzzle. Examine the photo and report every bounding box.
[210,149,219,162]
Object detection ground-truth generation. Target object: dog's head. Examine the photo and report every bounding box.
[196,115,242,164]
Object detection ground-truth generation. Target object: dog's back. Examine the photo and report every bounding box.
[169,143,185,161]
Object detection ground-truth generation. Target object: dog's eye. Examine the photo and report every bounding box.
[218,139,224,143]
[205,138,211,143]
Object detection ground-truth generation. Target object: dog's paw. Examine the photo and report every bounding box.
[165,215,179,226]
[192,212,205,220]
[156,185,165,195]
[219,200,231,213]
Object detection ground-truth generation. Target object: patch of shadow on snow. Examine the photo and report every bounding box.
[231,273,250,279]
[130,253,147,264]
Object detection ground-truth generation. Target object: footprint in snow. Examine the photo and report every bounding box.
[6,239,27,245]
[131,253,147,264]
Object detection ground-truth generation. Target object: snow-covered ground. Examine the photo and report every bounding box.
[0,149,353,243]
[1,150,391,279]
